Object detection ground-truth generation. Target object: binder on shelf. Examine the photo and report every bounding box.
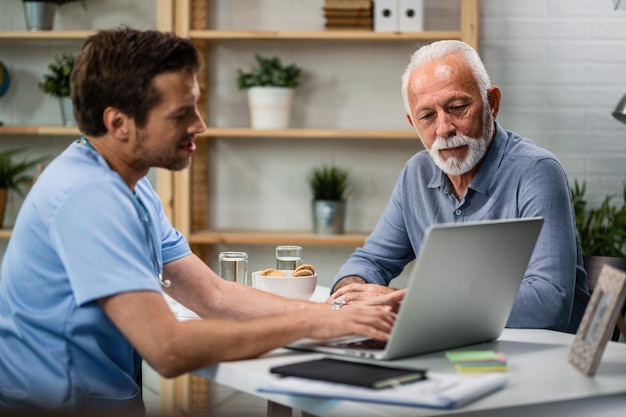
[398,0,423,32]
[373,0,398,32]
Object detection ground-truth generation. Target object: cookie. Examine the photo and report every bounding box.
[292,269,314,277]
[259,268,286,277]
[292,264,315,277]
[294,263,315,273]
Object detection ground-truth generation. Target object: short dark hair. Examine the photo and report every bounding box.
[71,27,201,136]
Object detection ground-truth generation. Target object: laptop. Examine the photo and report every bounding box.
[288,217,544,360]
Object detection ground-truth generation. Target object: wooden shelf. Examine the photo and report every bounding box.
[0,30,94,40]
[0,125,80,135]
[199,128,421,140]
[0,127,419,140]
[189,30,463,42]
[0,229,12,240]
[189,230,368,246]
[172,0,479,252]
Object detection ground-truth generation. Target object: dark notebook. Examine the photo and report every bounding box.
[270,357,427,389]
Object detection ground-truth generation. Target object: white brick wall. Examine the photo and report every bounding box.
[1,0,626,283]
[482,0,626,205]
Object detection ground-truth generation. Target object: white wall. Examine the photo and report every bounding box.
[0,0,156,124]
[482,0,626,205]
[0,0,159,270]
[2,0,626,288]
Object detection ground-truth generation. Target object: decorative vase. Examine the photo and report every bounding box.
[247,86,294,129]
[59,96,75,126]
[23,1,56,31]
[312,200,346,235]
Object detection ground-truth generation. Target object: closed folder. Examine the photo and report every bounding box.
[399,0,423,32]
[270,357,427,389]
[374,0,398,32]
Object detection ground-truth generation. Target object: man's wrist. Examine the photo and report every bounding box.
[331,275,366,294]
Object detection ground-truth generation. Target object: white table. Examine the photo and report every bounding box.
[194,328,626,417]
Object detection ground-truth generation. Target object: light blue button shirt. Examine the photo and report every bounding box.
[334,123,589,333]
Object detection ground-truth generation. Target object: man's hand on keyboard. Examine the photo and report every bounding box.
[330,284,405,313]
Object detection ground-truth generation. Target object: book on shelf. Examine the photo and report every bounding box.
[324,8,373,18]
[325,17,373,27]
[323,26,373,31]
[324,0,373,10]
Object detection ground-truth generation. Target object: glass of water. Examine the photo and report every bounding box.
[218,251,248,285]
[275,245,303,270]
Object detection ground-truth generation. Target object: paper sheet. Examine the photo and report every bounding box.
[260,372,507,409]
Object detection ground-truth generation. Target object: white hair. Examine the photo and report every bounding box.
[401,40,491,122]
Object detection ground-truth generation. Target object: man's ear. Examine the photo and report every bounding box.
[487,86,501,120]
[406,113,415,127]
[102,107,132,140]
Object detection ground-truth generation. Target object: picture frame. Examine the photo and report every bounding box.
[569,264,626,376]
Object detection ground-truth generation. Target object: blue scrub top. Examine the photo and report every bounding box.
[0,140,191,411]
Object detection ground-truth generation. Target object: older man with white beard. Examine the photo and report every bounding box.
[330,40,590,334]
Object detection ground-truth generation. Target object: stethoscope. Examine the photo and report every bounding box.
[80,137,171,288]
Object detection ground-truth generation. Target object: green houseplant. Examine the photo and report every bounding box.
[39,53,74,98]
[571,180,626,258]
[308,165,351,202]
[22,0,86,31]
[308,165,351,235]
[0,148,48,228]
[39,53,76,126]
[236,54,302,129]
[570,180,626,342]
[236,54,301,89]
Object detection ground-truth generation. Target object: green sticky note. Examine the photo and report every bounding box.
[445,350,500,363]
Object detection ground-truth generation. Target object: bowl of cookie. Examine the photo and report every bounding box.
[251,264,317,300]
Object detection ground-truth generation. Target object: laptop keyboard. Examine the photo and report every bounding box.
[347,338,387,349]
[340,338,388,350]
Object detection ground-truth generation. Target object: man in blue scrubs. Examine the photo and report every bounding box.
[0,28,404,413]
[330,40,589,334]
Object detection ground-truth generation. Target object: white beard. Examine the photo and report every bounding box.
[428,134,488,176]
[425,111,495,176]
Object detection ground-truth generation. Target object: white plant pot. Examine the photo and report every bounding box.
[247,87,294,129]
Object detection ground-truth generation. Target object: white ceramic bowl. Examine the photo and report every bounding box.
[251,270,317,300]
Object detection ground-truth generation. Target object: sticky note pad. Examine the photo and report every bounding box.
[446,351,508,373]
[454,363,508,373]
[445,351,500,363]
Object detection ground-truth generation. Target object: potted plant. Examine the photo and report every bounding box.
[308,164,351,235]
[39,53,76,126]
[571,180,626,341]
[236,54,301,129]
[571,180,626,258]
[0,148,47,228]
[22,0,86,31]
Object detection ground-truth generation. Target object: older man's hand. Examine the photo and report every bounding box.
[329,282,402,309]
